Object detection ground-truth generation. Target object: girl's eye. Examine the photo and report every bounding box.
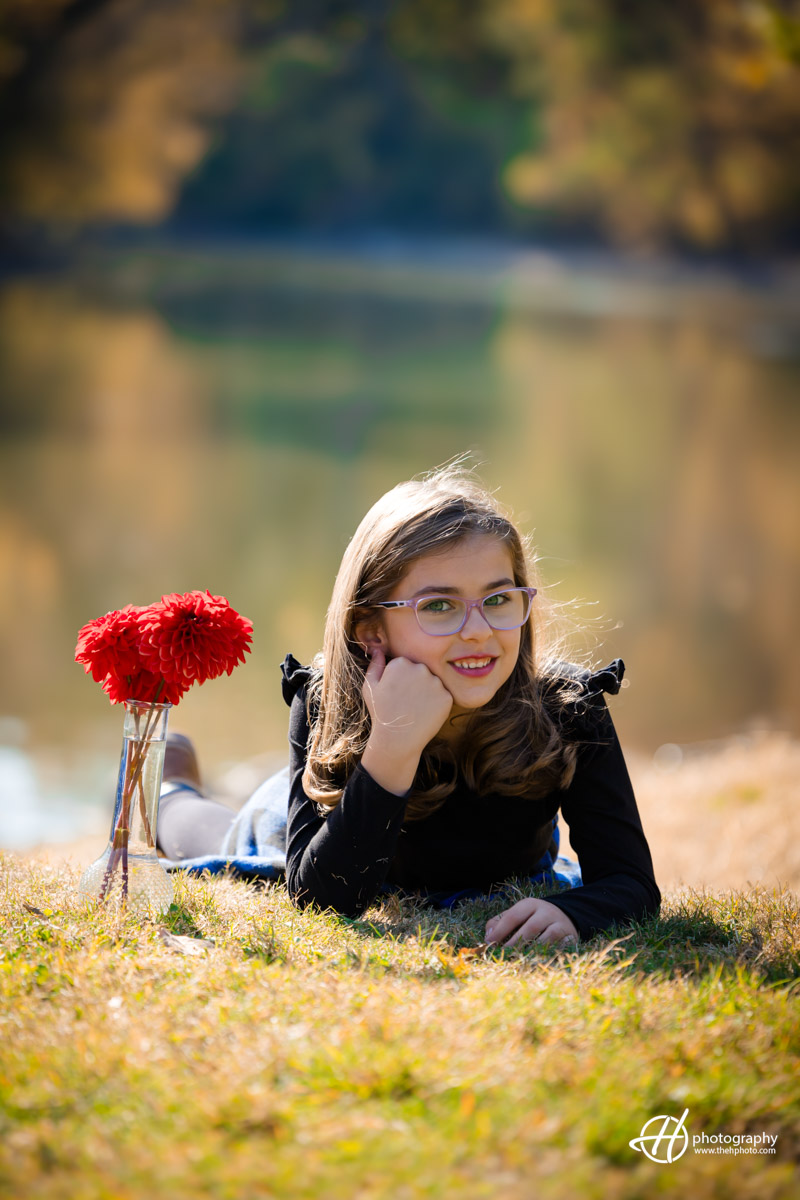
[419,597,454,613]
[484,591,512,607]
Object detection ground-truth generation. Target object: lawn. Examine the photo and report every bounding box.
[1,855,798,1199]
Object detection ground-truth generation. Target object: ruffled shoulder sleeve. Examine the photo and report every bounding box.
[542,658,626,738]
[280,653,319,706]
[582,658,625,700]
[549,657,624,695]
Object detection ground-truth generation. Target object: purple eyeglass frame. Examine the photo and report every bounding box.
[373,586,537,636]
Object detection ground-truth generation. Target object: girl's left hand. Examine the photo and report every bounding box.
[485,899,579,948]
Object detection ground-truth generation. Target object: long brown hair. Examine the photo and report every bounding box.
[303,462,583,819]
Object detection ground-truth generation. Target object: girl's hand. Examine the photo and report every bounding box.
[360,647,453,795]
[485,899,579,948]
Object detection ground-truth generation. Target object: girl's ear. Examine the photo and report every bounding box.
[353,616,387,660]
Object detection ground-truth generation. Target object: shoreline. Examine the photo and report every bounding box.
[8,731,800,894]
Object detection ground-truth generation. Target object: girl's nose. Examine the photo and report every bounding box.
[460,604,493,639]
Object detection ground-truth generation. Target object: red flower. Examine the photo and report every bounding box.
[138,590,253,688]
[76,591,252,708]
[102,668,187,707]
[75,605,152,684]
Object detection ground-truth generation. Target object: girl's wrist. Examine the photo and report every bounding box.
[361,736,421,797]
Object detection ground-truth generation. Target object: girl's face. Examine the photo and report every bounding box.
[368,534,524,733]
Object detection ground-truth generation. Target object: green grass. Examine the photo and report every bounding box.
[1,855,798,1199]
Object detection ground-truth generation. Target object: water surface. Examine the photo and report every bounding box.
[1,240,798,845]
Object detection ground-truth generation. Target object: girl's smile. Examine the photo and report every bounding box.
[372,534,524,736]
[448,656,497,677]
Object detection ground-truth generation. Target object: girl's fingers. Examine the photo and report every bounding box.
[533,923,575,947]
[362,654,454,759]
[485,900,537,945]
[486,899,576,948]
[504,915,549,948]
[502,917,575,948]
[364,646,386,689]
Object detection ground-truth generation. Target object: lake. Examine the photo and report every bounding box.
[1,236,798,847]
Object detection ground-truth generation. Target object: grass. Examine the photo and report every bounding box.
[626,731,800,896]
[1,856,799,1199]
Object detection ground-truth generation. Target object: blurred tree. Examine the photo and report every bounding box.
[476,0,800,249]
[0,0,242,230]
[173,0,528,231]
[1,0,799,251]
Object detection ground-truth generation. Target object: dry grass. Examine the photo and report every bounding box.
[0,848,798,1199]
[627,731,800,893]
[6,733,799,1196]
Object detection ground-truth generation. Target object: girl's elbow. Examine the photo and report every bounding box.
[287,883,313,912]
[647,879,662,915]
[285,864,315,911]
[285,871,366,919]
[637,879,661,924]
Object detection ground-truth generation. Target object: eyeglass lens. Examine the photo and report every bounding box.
[416,590,530,634]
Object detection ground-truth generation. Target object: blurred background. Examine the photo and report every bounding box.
[1,0,799,886]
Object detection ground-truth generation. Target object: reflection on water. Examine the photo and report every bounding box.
[1,243,798,847]
[0,719,107,849]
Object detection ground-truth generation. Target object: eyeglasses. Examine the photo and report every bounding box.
[373,587,537,636]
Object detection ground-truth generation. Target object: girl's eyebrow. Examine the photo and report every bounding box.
[409,577,515,598]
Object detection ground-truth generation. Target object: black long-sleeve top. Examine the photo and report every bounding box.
[282,654,660,940]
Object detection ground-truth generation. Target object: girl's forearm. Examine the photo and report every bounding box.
[285,759,410,917]
[360,734,422,796]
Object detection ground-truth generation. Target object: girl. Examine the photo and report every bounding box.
[158,464,660,947]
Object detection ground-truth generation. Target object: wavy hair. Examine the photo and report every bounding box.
[302,462,585,820]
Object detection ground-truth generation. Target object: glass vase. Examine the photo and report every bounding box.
[79,699,174,914]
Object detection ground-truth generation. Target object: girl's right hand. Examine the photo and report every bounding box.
[360,647,453,795]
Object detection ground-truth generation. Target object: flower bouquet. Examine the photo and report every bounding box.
[75,591,253,913]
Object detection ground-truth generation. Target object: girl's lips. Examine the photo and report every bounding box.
[448,656,497,678]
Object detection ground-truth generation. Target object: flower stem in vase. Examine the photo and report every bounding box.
[135,739,156,847]
[81,699,174,914]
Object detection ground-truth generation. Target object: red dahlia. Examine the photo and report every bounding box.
[76,592,252,707]
[75,605,151,684]
[102,667,188,707]
[138,590,254,689]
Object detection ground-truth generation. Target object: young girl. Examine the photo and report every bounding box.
[158,464,660,947]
